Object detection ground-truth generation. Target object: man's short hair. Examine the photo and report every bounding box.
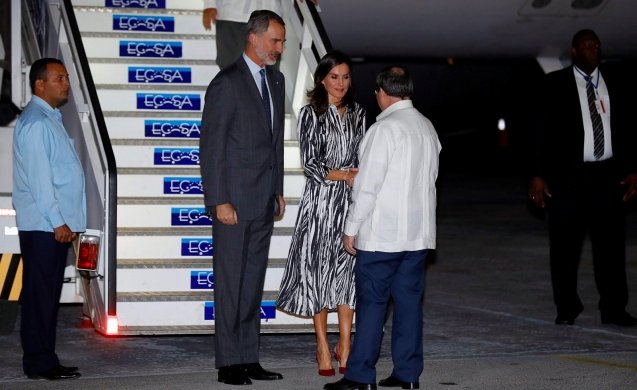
[246,10,285,38]
[571,29,598,48]
[376,65,413,99]
[29,58,64,93]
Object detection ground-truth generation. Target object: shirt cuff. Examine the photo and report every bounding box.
[49,211,66,231]
[343,220,360,237]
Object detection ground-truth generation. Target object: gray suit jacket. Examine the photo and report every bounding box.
[200,57,285,220]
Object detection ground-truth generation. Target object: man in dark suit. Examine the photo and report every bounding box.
[199,10,286,385]
[529,29,637,327]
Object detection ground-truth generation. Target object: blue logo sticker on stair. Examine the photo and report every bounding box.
[181,238,213,257]
[191,271,214,289]
[138,93,200,111]
[154,147,199,165]
[204,301,277,321]
[260,301,277,321]
[204,302,215,320]
[171,207,211,226]
[164,177,204,195]
[120,41,182,58]
[146,120,201,138]
[113,15,174,32]
[106,0,166,9]
[129,67,191,84]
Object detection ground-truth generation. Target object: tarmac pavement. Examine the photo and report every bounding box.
[1,172,636,389]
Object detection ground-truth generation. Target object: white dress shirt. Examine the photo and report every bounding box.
[243,53,273,126]
[344,100,441,252]
[203,0,283,23]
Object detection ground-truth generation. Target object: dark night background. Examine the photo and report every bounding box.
[346,57,635,181]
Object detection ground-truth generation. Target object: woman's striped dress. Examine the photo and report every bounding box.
[277,103,366,317]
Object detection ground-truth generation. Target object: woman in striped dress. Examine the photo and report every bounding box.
[277,51,366,376]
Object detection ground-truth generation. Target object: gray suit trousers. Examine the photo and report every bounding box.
[212,204,274,367]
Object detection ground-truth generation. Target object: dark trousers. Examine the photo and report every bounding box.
[19,231,69,375]
[345,249,428,384]
[548,160,628,318]
[215,20,246,70]
[212,205,274,368]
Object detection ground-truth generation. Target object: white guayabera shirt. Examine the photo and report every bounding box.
[344,100,441,252]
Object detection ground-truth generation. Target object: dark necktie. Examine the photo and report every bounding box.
[260,69,272,130]
[585,75,604,159]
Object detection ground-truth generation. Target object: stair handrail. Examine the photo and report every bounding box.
[281,0,333,129]
[58,0,118,323]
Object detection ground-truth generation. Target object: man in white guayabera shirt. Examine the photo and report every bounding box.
[325,65,441,390]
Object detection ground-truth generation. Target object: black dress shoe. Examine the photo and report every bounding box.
[57,364,79,373]
[324,377,377,390]
[245,362,283,380]
[27,366,81,380]
[218,364,252,385]
[601,312,637,327]
[555,304,583,325]
[379,375,419,389]
[554,315,575,325]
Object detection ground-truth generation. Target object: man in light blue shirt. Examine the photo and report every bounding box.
[12,58,85,381]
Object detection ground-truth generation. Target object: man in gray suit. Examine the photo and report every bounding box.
[199,10,286,386]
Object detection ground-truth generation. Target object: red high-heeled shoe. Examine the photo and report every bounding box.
[333,345,347,374]
[316,353,335,377]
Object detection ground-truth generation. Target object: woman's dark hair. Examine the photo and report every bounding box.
[307,50,354,114]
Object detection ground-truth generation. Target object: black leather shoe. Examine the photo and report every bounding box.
[27,366,81,380]
[324,377,377,390]
[57,364,79,373]
[554,315,575,325]
[601,312,637,327]
[379,375,419,389]
[555,304,583,325]
[218,364,252,385]
[245,362,283,380]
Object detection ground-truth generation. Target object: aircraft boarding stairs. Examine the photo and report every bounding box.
[70,0,321,334]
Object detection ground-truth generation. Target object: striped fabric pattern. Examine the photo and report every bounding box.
[277,103,366,317]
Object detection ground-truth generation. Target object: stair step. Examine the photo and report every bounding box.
[116,169,306,198]
[116,233,292,259]
[117,203,299,228]
[117,258,287,268]
[116,323,321,336]
[97,89,204,112]
[82,36,213,60]
[112,144,301,169]
[118,267,285,292]
[89,63,218,86]
[103,115,296,140]
[74,7,210,35]
[115,299,316,330]
[73,0,204,11]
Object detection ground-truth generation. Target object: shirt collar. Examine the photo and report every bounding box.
[573,65,599,81]
[32,95,63,120]
[377,99,413,121]
[243,53,265,76]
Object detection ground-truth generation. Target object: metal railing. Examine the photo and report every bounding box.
[282,0,333,132]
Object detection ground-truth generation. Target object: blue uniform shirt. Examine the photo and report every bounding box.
[12,96,86,232]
